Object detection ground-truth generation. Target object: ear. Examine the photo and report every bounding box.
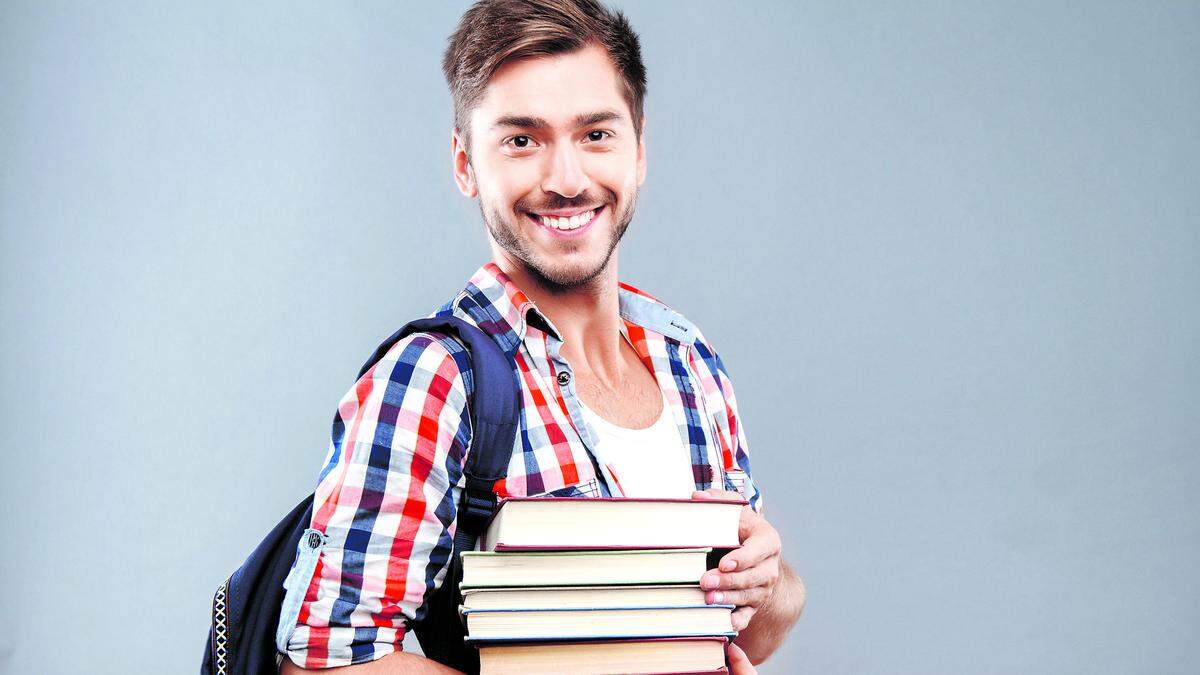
[452,128,478,198]
[636,116,647,187]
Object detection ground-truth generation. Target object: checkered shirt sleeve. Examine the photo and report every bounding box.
[692,331,764,514]
[281,333,472,668]
[713,350,764,513]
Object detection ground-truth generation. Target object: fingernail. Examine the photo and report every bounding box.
[721,559,737,572]
[713,591,724,603]
[701,573,718,590]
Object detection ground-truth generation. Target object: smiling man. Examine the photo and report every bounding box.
[278,1,804,672]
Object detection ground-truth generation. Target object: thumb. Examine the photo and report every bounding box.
[726,642,757,675]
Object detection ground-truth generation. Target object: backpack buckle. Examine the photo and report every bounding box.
[457,479,497,536]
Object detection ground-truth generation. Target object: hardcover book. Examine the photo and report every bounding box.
[461,584,706,611]
[477,636,730,674]
[464,604,735,641]
[460,548,712,589]
[479,497,745,552]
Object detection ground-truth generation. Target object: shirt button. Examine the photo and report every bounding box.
[557,371,571,386]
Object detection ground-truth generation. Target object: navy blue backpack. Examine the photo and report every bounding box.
[201,317,520,674]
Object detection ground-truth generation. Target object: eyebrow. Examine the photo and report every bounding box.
[491,109,625,131]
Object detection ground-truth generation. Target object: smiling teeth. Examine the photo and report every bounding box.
[537,209,595,230]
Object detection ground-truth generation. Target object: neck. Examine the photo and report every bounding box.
[491,250,627,379]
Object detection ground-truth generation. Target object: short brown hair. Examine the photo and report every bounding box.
[442,0,647,152]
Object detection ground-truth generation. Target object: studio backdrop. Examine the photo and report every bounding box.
[1,1,1197,673]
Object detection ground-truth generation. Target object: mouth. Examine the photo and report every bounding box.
[526,205,604,235]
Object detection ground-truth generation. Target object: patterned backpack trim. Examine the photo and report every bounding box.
[211,577,231,675]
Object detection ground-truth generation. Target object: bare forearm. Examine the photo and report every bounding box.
[279,651,462,674]
[734,559,805,665]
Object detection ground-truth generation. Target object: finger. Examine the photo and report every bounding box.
[731,605,757,632]
[718,531,779,572]
[726,642,757,675]
[707,586,768,608]
[717,564,776,591]
[738,504,770,540]
[692,488,740,501]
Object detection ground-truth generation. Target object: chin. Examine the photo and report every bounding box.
[525,257,611,291]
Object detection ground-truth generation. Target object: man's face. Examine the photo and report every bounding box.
[454,43,646,290]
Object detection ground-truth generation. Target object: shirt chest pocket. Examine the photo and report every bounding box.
[526,477,602,499]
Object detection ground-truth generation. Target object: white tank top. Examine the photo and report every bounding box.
[579,391,695,499]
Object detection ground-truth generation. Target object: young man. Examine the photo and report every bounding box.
[279,1,804,672]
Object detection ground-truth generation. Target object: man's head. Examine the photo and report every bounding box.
[443,0,648,291]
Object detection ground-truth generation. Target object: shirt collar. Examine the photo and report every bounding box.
[616,280,696,343]
[457,262,697,351]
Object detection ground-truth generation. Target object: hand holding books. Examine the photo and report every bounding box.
[692,488,783,633]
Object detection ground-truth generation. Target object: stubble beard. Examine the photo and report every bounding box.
[482,190,637,293]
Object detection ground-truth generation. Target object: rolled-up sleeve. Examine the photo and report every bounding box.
[280,332,472,668]
[713,350,763,513]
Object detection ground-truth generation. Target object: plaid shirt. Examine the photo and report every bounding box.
[281,262,762,668]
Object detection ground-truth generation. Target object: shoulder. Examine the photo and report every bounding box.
[356,328,474,408]
[616,280,726,363]
[355,291,488,390]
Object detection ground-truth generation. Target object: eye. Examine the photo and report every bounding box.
[585,130,611,142]
[503,135,539,152]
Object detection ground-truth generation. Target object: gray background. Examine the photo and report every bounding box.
[1,1,1197,673]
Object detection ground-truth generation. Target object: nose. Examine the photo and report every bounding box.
[540,143,590,199]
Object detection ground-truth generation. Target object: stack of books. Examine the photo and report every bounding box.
[460,496,746,674]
